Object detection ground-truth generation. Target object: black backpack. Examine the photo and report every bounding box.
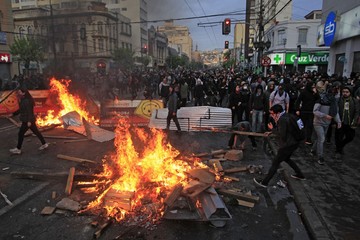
[288,114,305,141]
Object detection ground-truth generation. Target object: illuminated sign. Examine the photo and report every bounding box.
[324,11,336,46]
[285,52,329,65]
[0,53,11,63]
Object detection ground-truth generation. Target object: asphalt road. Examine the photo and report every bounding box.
[0,116,321,240]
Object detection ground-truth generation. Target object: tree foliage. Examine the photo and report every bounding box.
[9,37,44,72]
[166,55,189,69]
[112,48,135,70]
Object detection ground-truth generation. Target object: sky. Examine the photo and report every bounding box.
[148,0,323,51]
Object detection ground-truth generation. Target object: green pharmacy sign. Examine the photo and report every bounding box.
[285,52,329,65]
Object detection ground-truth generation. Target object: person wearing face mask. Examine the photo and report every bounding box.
[9,87,48,155]
[334,86,359,159]
[253,104,305,188]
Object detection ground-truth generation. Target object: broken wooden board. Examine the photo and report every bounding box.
[212,160,223,173]
[223,166,248,173]
[104,188,134,211]
[57,154,97,164]
[65,167,75,195]
[224,150,243,161]
[211,149,228,156]
[187,168,215,184]
[164,184,183,209]
[223,176,240,182]
[41,206,56,215]
[83,118,115,142]
[217,188,260,203]
[183,180,212,198]
[237,199,255,208]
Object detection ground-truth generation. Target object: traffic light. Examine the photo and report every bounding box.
[224,40,229,49]
[222,18,231,35]
[297,45,301,57]
[141,44,147,54]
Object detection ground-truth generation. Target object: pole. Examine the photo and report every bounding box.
[258,0,264,68]
[50,0,57,73]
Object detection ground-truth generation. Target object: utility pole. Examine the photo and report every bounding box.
[50,0,57,73]
[258,0,264,69]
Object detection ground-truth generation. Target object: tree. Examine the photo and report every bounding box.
[166,55,189,69]
[112,48,135,70]
[10,37,44,76]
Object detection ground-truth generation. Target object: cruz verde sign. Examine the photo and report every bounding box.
[285,52,329,65]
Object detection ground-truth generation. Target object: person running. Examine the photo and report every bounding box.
[9,87,48,155]
[254,104,305,188]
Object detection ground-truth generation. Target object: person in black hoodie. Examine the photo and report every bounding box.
[249,84,267,132]
[253,104,305,187]
[9,87,48,155]
[294,80,319,144]
[166,85,181,133]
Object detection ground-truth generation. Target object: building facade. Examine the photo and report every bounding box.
[104,0,148,56]
[147,25,167,68]
[0,0,16,84]
[245,0,292,62]
[12,1,134,75]
[157,20,193,60]
[264,11,329,73]
[318,0,360,77]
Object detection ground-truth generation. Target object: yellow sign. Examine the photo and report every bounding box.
[134,100,163,119]
[0,91,19,114]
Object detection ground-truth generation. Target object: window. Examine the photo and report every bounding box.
[353,51,360,73]
[98,22,103,35]
[82,40,87,56]
[19,27,25,38]
[99,38,104,52]
[298,28,308,44]
[277,29,286,45]
[27,26,32,35]
[93,38,96,52]
[121,8,127,11]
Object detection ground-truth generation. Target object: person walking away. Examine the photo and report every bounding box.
[239,82,251,121]
[228,121,257,150]
[166,85,181,133]
[249,85,267,133]
[9,87,48,154]
[335,86,359,159]
[253,104,305,188]
[311,81,341,165]
[264,81,275,130]
[228,85,242,124]
[179,80,188,107]
[294,80,319,145]
[194,78,205,106]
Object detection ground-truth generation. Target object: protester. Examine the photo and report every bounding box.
[269,83,290,113]
[335,86,359,159]
[254,104,305,188]
[228,121,257,150]
[9,87,49,155]
[249,85,267,132]
[159,77,170,107]
[166,85,181,133]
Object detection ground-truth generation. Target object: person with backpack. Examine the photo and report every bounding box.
[269,83,290,113]
[334,86,359,159]
[253,104,305,188]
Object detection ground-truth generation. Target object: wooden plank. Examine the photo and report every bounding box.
[217,188,260,203]
[63,139,89,143]
[41,206,56,215]
[212,160,223,173]
[65,167,75,195]
[57,154,97,164]
[11,171,100,181]
[193,152,209,158]
[164,184,183,208]
[232,130,268,137]
[223,166,248,173]
[223,175,240,182]
[94,220,112,239]
[183,180,211,198]
[211,149,228,155]
[237,199,255,208]
[43,135,80,140]
[187,168,215,184]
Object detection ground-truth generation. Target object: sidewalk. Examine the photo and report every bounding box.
[282,130,360,240]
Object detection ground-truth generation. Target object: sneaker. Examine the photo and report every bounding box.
[317,157,325,165]
[291,174,306,180]
[10,148,21,154]
[304,141,312,145]
[253,178,267,188]
[39,143,49,151]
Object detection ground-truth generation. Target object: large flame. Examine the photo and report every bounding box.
[36,78,98,126]
[85,118,203,222]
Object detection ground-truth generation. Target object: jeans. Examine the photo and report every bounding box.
[312,125,329,158]
[251,110,263,132]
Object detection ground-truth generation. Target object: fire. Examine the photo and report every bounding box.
[36,78,98,126]
[84,117,203,222]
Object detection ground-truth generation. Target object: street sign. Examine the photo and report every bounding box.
[261,56,271,67]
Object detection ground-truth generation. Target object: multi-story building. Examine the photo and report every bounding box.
[264,10,329,73]
[0,0,16,84]
[12,0,133,75]
[157,20,193,60]
[234,23,246,66]
[245,0,292,62]
[318,0,360,77]
[147,25,167,68]
[103,0,148,56]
